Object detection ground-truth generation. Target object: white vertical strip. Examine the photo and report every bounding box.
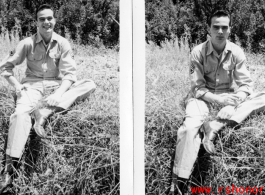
[120,0,133,194]
[132,0,145,195]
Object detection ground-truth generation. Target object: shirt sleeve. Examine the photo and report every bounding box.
[233,49,253,95]
[58,39,77,83]
[0,40,27,76]
[190,47,209,98]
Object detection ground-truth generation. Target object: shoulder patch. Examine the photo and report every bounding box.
[10,49,15,56]
[190,63,195,74]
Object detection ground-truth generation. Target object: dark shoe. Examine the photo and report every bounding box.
[33,108,54,138]
[0,172,13,193]
[202,119,227,154]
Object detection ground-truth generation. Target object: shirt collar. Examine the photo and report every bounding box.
[36,31,59,44]
[206,39,232,56]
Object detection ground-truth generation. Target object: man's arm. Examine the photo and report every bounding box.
[190,46,238,106]
[45,38,76,107]
[233,47,253,99]
[0,41,28,96]
[216,48,252,120]
[201,92,239,106]
[4,75,26,97]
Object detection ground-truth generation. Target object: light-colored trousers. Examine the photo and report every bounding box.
[173,92,265,179]
[6,79,96,158]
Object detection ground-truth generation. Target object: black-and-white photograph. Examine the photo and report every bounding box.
[3,0,265,194]
[0,1,119,194]
[145,0,265,194]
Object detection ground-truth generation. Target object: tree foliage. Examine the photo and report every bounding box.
[146,0,265,53]
[0,0,119,47]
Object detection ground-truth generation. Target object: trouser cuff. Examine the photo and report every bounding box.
[173,167,191,179]
[6,148,23,158]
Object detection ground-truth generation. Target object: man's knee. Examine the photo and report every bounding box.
[177,121,201,138]
[76,79,96,92]
[10,112,31,122]
[85,79,96,91]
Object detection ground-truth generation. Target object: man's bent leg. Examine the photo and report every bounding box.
[57,79,96,109]
[230,92,265,123]
[6,88,42,158]
[202,92,265,154]
[33,79,95,137]
[173,98,209,179]
[171,98,209,194]
[6,112,32,158]
[1,88,42,191]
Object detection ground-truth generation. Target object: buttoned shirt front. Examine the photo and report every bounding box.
[190,39,253,98]
[0,31,77,83]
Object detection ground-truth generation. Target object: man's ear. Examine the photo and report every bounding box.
[227,26,231,34]
[35,19,39,27]
[207,25,210,34]
[207,26,211,39]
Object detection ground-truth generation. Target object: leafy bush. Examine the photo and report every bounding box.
[146,0,265,53]
[0,0,119,47]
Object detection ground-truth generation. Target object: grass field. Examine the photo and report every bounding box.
[145,38,265,194]
[0,31,119,194]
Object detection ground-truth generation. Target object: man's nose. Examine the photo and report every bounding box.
[218,28,223,34]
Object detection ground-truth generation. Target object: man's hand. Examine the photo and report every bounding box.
[45,92,62,106]
[202,92,241,106]
[217,105,235,119]
[15,84,26,98]
[216,93,241,106]
[235,91,248,102]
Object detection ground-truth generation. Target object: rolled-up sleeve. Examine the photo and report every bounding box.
[0,40,27,76]
[190,48,209,98]
[58,40,77,83]
[233,49,253,95]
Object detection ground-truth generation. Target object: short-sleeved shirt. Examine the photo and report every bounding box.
[190,39,253,99]
[0,31,77,83]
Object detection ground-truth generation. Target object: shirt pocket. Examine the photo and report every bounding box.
[222,57,234,71]
[49,51,61,59]
[28,52,43,61]
[204,63,215,74]
[49,50,61,64]
[220,63,233,85]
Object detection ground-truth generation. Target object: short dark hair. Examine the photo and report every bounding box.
[36,4,55,20]
[208,10,231,26]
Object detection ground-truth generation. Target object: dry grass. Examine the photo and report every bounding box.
[0,30,119,194]
[145,38,265,194]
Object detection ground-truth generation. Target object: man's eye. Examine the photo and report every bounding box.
[222,27,228,30]
[213,26,219,30]
[38,17,53,22]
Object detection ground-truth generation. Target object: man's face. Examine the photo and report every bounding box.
[209,16,230,46]
[37,9,56,37]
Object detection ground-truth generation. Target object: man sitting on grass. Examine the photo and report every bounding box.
[0,4,96,192]
[170,10,265,195]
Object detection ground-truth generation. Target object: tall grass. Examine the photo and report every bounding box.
[145,38,265,194]
[0,30,119,194]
